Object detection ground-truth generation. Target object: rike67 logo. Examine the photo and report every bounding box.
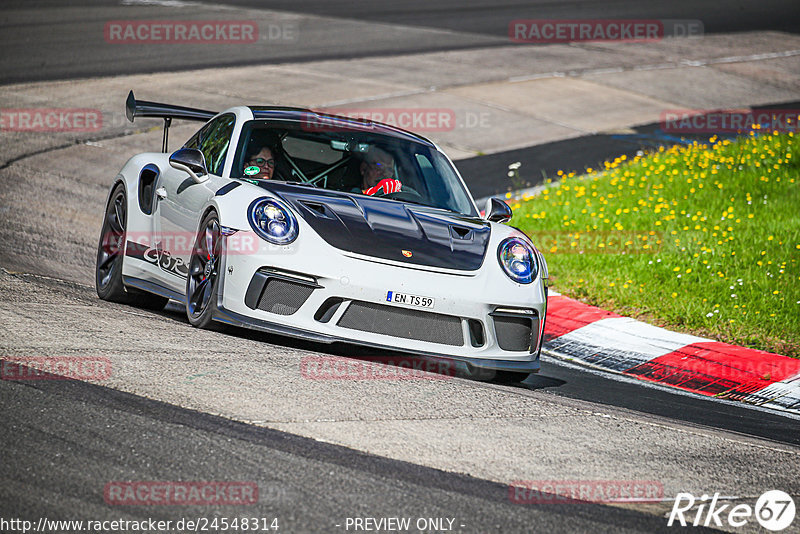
[668,490,796,531]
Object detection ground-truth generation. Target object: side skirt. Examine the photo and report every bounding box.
[123,275,185,303]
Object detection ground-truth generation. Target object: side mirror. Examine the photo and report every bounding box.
[484,197,512,223]
[169,148,208,184]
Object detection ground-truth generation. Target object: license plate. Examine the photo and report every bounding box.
[386,291,434,309]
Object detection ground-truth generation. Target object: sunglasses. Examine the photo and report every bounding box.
[248,157,275,168]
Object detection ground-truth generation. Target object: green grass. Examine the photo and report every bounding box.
[510,130,800,357]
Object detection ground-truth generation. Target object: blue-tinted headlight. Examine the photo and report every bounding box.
[497,237,538,284]
[248,198,298,245]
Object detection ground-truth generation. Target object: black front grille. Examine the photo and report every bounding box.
[337,301,464,346]
[493,314,539,352]
[257,278,315,315]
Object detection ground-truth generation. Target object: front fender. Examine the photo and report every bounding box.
[203,180,282,232]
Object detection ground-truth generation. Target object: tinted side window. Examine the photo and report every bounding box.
[184,129,202,150]
[184,114,235,176]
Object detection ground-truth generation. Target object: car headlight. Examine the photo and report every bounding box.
[248,197,298,245]
[497,237,538,284]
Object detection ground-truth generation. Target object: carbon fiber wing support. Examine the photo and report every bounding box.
[125,90,217,152]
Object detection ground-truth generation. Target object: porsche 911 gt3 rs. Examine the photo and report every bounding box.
[96,91,549,380]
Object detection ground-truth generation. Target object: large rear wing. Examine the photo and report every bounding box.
[125,90,217,152]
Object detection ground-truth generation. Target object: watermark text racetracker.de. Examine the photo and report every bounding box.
[303,108,491,133]
[301,355,457,381]
[509,480,664,504]
[0,516,281,533]
[104,481,258,506]
[0,107,492,134]
[627,357,800,389]
[0,108,102,132]
[528,230,664,255]
[661,109,800,134]
[1,357,111,381]
[104,20,298,44]
[509,19,703,43]
[104,231,259,257]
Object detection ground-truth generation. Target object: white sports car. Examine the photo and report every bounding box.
[96,91,549,380]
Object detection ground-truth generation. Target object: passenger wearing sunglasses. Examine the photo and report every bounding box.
[243,146,276,180]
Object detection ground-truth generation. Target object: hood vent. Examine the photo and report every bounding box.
[450,225,473,240]
[298,200,337,220]
[263,183,491,271]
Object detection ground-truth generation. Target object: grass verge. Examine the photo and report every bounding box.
[510,130,799,357]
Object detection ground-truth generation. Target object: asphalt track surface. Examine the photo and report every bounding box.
[1,365,706,534]
[528,358,800,447]
[216,0,800,36]
[2,2,800,532]
[1,0,799,84]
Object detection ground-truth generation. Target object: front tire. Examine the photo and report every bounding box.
[186,211,222,329]
[96,183,168,310]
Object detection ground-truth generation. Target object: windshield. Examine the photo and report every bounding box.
[232,119,478,217]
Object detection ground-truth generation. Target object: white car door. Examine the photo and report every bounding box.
[158,114,236,292]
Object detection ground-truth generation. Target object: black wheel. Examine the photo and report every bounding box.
[186,212,222,329]
[96,183,168,310]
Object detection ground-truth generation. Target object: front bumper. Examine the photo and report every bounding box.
[213,305,540,374]
[217,228,547,372]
